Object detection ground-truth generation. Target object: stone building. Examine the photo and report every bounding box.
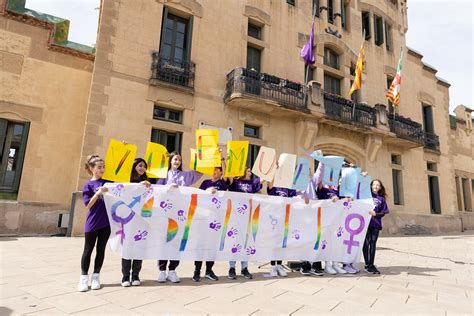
[0,0,472,235]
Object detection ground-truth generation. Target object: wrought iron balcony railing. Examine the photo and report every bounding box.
[224,68,307,111]
[388,114,425,144]
[424,131,440,150]
[150,52,195,89]
[322,92,376,127]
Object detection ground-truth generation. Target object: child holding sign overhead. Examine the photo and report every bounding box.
[193,163,227,282]
[78,155,111,292]
[227,167,262,280]
[156,152,203,283]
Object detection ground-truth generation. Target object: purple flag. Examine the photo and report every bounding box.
[300,16,315,66]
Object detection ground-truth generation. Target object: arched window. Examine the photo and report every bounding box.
[324,47,339,69]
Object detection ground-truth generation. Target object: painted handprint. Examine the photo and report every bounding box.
[227,227,238,238]
[342,200,352,210]
[231,244,242,253]
[141,187,154,200]
[321,240,327,250]
[237,203,248,214]
[246,246,256,255]
[134,230,148,241]
[337,226,344,237]
[292,229,300,240]
[111,184,125,197]
[209,220,222,231]
[177,209,186,221]
[211,197,222,209]
[159,199,173,212]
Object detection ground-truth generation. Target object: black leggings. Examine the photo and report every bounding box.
[363,226,380,266]
[122,259,142,281]
[194,261,214,272]
[270,261,282,266]
[81,226,111,275]
[158,260,179,271]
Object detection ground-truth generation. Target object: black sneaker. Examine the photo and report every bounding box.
[364,265,371,273]
[241,268,253,279]
[372,266,381,274]
[300,267,311,275]
[192,270,201,282]
[366,265,376,274]
[310,268,324,276]
[228,267,236,280]
[205,270,219,281]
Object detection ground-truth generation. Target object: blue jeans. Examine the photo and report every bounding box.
[229,261,248,269]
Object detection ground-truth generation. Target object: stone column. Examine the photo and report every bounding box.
[333,0,341,29]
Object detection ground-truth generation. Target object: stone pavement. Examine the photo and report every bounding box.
[0,233,473,315]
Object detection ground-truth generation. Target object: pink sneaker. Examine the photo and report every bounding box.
[349,263,360,273]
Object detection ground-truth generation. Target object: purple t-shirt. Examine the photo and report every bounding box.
[156,169,202,186]
[267,186,297,198]
[228,177,261,193]
[370,193,389,230]
[199,179,228,191]
[82,179,110,233]
[317,186,339,200]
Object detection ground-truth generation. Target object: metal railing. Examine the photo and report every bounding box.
[150,52,195,89]
[224,68,307,110]
[424,132,440,150]
[323,92,376,127]
[388,114,425,144]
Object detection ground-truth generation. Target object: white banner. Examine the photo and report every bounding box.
[104,184,374,263]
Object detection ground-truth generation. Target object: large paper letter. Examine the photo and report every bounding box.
[145,142,169,179]
[273,154,297,189]
[225,141,249,177]
[190,149,215,176]
[251,146,277,181]
[310,152,344,186]
[292,157,311,191]
[196,129,221,168]
[102,139,137,182]
[339,167,362,198]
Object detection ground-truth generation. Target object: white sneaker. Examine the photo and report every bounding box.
[131,280,141,286]
[91,273,101,290]
[324,264,337,275]
[167,270,180,283]
[77,275,89,292]
[121,280,131,287]
[157,271,167,283]
[332,263,347,274]
[276,265,287,277]
[270,266,278,277]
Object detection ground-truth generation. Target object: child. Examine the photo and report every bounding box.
[156,152,203,283]
[193,164,227,282]
[226,167,262,280]
[267,182,298,277]
[78,155,111,292]
[363,179,389,274]
[121,158,151,287]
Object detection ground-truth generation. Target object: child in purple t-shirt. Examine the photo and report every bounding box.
[78,155,111,292]
[120,158,152,288]
[193,165,228,282]
[156,152,203,284]
[267,181,298,278]
[363,179,389,274]
[226,167,262,280]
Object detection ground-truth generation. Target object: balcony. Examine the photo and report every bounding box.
[387,114,425,148]
[322,92,376,129]
[224,68,308,116]
[424,132,440,151]
[150,52,195,91]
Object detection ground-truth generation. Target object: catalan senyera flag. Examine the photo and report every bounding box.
[348,44,365,97]
[386,48,404,106]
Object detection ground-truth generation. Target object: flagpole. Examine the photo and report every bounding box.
[393,46,403,118]
[352,29,366,121]
[305,5,317,86]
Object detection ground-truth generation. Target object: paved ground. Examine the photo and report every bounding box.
[0,232,473,315]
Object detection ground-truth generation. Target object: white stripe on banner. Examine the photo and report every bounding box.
[104,183,374,263]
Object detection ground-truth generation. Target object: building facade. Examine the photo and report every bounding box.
[0,0,472,235]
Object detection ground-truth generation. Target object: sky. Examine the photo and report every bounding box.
[25,0,473,113]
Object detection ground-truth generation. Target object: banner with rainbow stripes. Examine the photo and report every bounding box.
[104,184,374,262]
